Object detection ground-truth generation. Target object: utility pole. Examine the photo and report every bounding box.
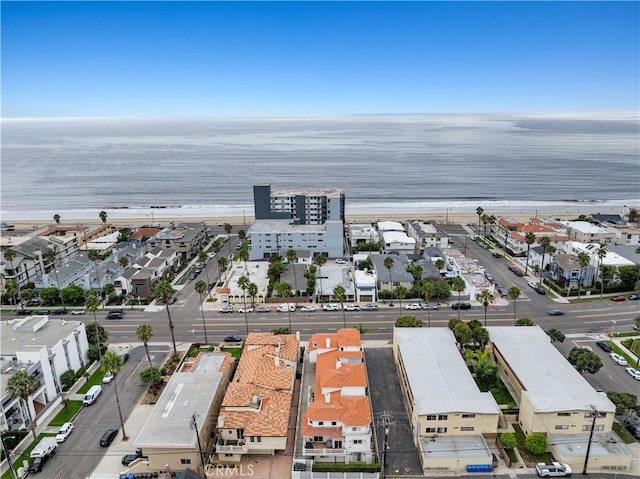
[0,433,18,479]
[582,404,599,475]
[190,412,206,474]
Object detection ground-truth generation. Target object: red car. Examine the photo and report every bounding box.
[611,295,626,301]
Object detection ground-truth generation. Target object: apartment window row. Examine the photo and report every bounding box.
[426,415,448,421]
[425,427,448,434]
[583,424,605,432]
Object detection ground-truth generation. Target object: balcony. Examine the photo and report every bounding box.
[217,439,248,454]
[303,441,344,456]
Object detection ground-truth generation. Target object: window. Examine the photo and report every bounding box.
[460,426,474,431]
[180,458,192,465]
[557,412,571,417]
[257,436,261,442]
[313,436,323,442]
[583,424,604,431]
[331,422,337,426]
[461,414,476,419]
[437,415,448,421]
[437,427,447,433]
[353,439,363,445]
[426,415,437,421]
[555,425,569,430]
[426,427,436,434]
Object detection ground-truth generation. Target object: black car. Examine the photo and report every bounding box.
[52,307,68,315]
[106,311,123,319]
[100,428,118,447]
[491,252,501,258]
[120,353,130,363]
[547,310,564,316]
[451,302,472,310]
[17,309,32,316]
[36,310,50,315]
[596,341,612,352]
[28,455,49,473]
[121,448,144,466]
[223,334,242,342]
[533,286,546,295]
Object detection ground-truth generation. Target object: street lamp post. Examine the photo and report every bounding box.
[611,320,616,336]
[0,433,18,479]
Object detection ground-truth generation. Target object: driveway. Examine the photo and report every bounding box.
[364,347,422,475]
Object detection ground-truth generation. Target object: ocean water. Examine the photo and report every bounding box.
[1,113,638,221]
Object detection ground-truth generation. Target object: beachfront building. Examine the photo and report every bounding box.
[352,269,377,302]
[300,329,374,464]
[406,220,449,251]
[220,260,270,306]
[130,352,234,476]
[488,326,632,472]
[393,328,500,475]
[315,263,355,303]
[1,237,51,288]
[145,222,208,262]
[247,219,343,261]
[346,223,379,256]
[562,221,617,245]
[549,253,596,290]
[608,223,640,246]
[1,317,89,432]
[253,184,345,225]
[216,333,299,463]
[491,217,568,255]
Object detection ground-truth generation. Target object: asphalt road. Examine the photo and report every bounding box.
[37,345,170,479]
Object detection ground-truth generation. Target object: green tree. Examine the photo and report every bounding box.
[393,285,406,310]
[85,291,104,358]
[525,433,548,455]
[60,370,77,391]
[61,285,84,305]
[101,350,127,439]
[274,281,292,298]
[6,370,39,442]
[515,317,534,326]
[99,210,108,223]
[3,248,21,309]
[576,251,591,299]
[119,256,129,270]
[247,282,258,308]
[453,322,473,348]
[475,359,499,391]
[238,275,251,334]
[448,318,462,331]
[87,249,103,307]
[238,229,246,243]
[524,232,536,276]
[508,285,521,325]
[53,214,61,224]
[40,286,60,305]
[153,280,177,356]
[395,316,423,327]
[224,223,233,258]
[218,255,228,283]
[139,367,163,391]
[421,280,437,327]
[476,206,484,236]
[4,278,19,313]
[333,284,347,328]
[477,289,494,327]
[85,321,108,348]
[452,276,466,321]
[354,323,370,334]
[314,254,327,303]
[499,432,516,450]
[136,323,155,371]
[194,280,209,344]
[568,347,603,374]
[384,256,394,305]
[606,392,638,422]
[87,345,101,362]
[538,236,552,281]
[634,315,640,332]
[198,250,211,288]
[545,328,566,343]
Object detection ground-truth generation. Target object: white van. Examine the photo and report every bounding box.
[277,303,296,312]
[83,385,102,405]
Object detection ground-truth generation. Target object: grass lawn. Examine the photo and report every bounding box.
[490,380,518,408]
[223,347,243,358]
[1,432,56,479]
[512,423,554,465]
[613,422,636,444]
[47,400,83,427]
[609,343,637,368]
[77,367,106,394]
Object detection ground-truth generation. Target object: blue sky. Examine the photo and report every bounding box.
[2,1,638,117]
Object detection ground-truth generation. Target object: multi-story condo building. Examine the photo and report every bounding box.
[145,223,208,262]
[253,185,345,225]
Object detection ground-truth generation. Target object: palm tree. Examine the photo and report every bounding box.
[314,254,327,303]
[248,282,258,308]
[238,248,249,274]
[523,232,536,275]
[394,285,406,310]
[6,369,39,443]
[476,207,483,236]
[218,255,229,283]
[238,229,246,244]
[3,247,22,308]
[194,280,209,344]
[435,258,445,275]
[136,323,154,370]
[333,284,347,329]
[384,256,394,305]
[421,281,436,327]
[596,244,607,298]
[198,250,211,287]
[538,236,551,283]
[224,223,233,258]
[85,291,102,359]
[153,280,177,356]
[508,285,521,325]
[576,251,591,299]
[478,289,495,327]
[481,214,490,237]
[101,350,127,439]
[274,281,292,298]
[45,248,66,310]
[53,214,61,224]
[99,210,108,223]
[119,256,129,269]
[452,276,466,321]
[238,275,250,334]
[286,248,298,296]
[4,279,19,313]
[87,249,103,307]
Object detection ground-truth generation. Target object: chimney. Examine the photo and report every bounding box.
[324,393,331,404]
[325,337,331,348]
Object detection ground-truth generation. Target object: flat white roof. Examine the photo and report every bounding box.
[394,328,499,415]
[135,353,227,448]
[377,221,404,232]
[487,327,615,413]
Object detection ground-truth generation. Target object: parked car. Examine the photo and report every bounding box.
[219,306,234,314]
[514,269,523,276]
[405,303,421,310]
[28,454,50,473]
[625,418,640,439]
[322,303,339,311]
[36,310,50,315]
[100,428,118,447]
[223,334,242,342]
[121,448,145,466]
[335,258,349,264]
[451,302,471,310]
[596,341,612,352]
[102,372,114,384]
[168,296,178,305]
[255,306,271,313]
[625,367,640,380]
[422,303,438,310]
[361,303,378,311]
[497,288,508,296]
[535,461,572,478]
[547,310,564,316]
[238,307,254,313]
[533,286,546,295]
[628,294,640,300]
[106,311,123,319]
[611,295,626,301]
[610,353,628,366]
[300,305,316,313]
[491,252,501,258]
[17,309,32,316]
[120,353,129,363]
[71,308,86,315]
[52,307,68,315]
[343,304,360,311]
[55,422,74,442]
